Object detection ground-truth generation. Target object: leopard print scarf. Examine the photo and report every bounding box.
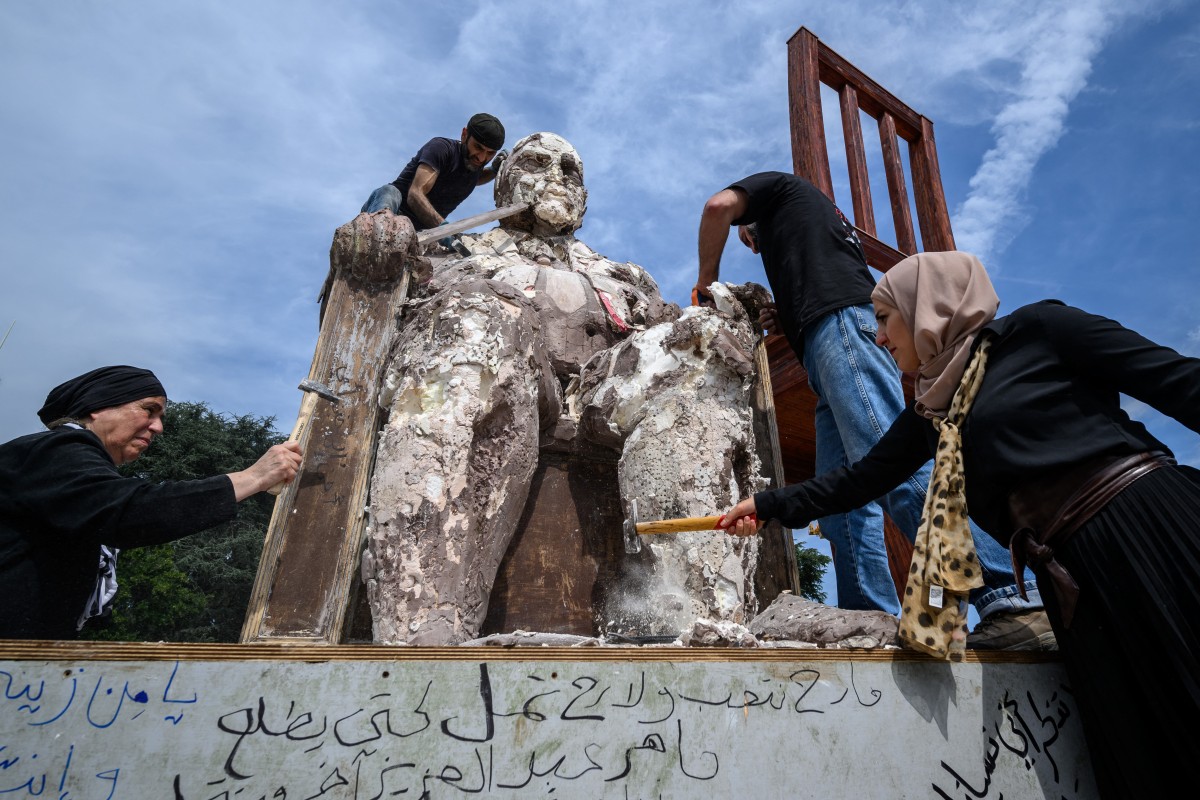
[898,335,992,660]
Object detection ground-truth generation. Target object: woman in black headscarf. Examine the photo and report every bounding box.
[0,365,303,639]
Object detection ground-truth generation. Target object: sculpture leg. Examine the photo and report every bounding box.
[578,309,763,636]
[363,280,553,644]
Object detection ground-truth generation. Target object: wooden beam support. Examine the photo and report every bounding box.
[857,227,908,273]
[241,212,417,644]
[752,337,802,603]
[911,116,956,252]
[879,113,917,256]
[839,83,876,237]
[787,27,834,199]
[811,35,923,139]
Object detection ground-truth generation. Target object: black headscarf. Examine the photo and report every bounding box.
[466,113,505,150]
[38,365,166,425]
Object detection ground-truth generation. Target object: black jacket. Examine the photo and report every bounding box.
[0,426,236,639]
[756,301,1200,542]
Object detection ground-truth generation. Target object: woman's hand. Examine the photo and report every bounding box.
[229,441,303,501]
[718,497,762,537]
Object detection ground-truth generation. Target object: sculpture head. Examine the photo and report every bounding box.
[494,132,587,235]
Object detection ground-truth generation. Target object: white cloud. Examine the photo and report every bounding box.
[0,0,1194,461]
[950,2,1143,262]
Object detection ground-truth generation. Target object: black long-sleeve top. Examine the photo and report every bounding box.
[0,426,236,639]
[756,301,1200,544]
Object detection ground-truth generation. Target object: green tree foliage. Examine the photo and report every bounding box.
[794,543,831,604]
[85,544,207,641]
[80,401,282,642]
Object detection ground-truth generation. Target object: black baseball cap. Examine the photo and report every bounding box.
[466,113,505,150]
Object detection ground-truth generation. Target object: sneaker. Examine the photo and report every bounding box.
[967,609,1058,651]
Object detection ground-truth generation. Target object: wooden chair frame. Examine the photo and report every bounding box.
[787,26,956,270]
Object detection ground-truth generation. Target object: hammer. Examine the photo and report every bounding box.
[268,379,340,496]
[622,499,755,554]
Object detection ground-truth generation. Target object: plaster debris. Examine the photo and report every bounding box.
[749,593,901,649]
[454,611,900,651]
[678,618,760,648]
[463,632,604,647]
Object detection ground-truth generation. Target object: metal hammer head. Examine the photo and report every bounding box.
[622,498,641,555]
[298,379,340,403]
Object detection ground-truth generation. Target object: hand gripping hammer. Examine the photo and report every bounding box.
[267,379,340,496]
[622,498,755,554]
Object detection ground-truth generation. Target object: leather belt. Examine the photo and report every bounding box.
[1007,451,1174,628]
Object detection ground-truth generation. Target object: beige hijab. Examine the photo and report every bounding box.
[871,251,999,419]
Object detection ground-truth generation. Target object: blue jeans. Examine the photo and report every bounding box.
[361,184,405,214]
[802,304,1041,620]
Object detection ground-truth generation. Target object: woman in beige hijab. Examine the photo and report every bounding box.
[721,251,1200,799]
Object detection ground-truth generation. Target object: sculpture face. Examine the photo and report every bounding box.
[495,132,587,234]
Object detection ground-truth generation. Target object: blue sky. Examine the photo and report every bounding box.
[2,2,1198,603]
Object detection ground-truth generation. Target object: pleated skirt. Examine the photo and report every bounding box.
[1040,463,1200,798]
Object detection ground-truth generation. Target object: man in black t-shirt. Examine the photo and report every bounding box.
[360,113,508,231]
[697,172,872,357]
[696,172,1049,649]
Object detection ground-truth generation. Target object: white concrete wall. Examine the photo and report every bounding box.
[0,649,1096,799]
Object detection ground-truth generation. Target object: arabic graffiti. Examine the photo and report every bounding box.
[1,658,1093,799]
[1,660,198,798]
[933,688,1075,800]
[182,662,877,798]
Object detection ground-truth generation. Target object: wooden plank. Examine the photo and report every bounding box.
[481,453,625,636]
[911,116,957,252]
[764,336,817,484]
[787,27,834,199]
[764,334,808,394]
[752,338,802,603]
[858,227,908,272]
[879,112,917,255]
[241,214,414,644]
[839,83,876,237]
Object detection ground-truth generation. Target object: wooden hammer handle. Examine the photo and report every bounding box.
[636,515,725,535]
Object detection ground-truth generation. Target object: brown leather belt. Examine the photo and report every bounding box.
[1007,450,1175,628]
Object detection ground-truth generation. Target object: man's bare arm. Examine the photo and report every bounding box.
[406,163,443,228]
[696,188,748,299]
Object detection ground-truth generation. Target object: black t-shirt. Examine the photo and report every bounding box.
[390,137,481,228]
[730,172,875,355]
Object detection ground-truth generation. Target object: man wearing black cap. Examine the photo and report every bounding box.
[360,112,507,230]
